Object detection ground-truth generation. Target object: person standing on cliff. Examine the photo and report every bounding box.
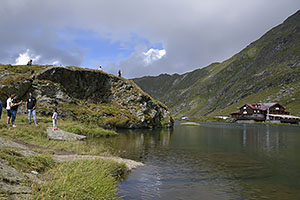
[25,92,38,125]
[118,69,122,77]
[10,95,23,128]
[27,59,32,66]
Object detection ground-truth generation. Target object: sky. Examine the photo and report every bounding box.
[1,0,300,78]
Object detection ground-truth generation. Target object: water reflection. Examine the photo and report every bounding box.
[90,123,300,200]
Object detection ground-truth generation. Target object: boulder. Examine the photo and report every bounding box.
[47,127,86,141]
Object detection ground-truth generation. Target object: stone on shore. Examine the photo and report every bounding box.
[47,127,86,141]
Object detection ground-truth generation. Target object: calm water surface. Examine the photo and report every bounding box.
[90,122,300,200]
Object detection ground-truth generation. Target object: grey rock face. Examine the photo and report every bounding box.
[35,67,173,128]
[47,127,86,141]
[36,67,113,102]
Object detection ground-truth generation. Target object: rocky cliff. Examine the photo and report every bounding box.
[0,65,173,128]
[134,10,300,118]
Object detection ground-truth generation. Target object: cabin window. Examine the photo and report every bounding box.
[243,111,247,114]
[276,107,279,110]
[257,110,260,113]
[243,106,246,109]
[254,110,256,113]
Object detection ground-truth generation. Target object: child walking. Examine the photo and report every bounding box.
[52,108,58,131]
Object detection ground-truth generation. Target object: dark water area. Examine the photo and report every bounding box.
[90,122,300,200]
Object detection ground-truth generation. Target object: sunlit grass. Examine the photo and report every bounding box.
[0,114,110,155]
[31,159,126,200]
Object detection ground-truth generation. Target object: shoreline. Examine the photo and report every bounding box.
[0,115,144,199]
[178,118,300,127]
[0,134,144,199]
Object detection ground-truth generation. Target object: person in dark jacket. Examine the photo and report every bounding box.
[10,95,23,128]
[25,92,38,125]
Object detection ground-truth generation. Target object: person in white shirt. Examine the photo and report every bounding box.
[6,94,15,124]
[52,108,58,131]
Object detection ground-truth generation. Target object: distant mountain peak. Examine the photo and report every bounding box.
[133,10,300,118]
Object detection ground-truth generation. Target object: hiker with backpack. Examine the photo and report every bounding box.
[10,95,23,128]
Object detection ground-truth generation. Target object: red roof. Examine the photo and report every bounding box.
[241,104,266,111]
[240,103,284,111]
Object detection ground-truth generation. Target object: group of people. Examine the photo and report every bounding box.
[1,92,58,130]
[5,94,24,127]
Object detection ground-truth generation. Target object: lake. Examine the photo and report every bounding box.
[90,122,300,200]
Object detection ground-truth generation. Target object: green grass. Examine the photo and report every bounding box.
[0,148,55,173]
[58,102,140,129]
[0,64,47,85]
[0,115,111,155]
[0,114,129,199]
[60,121,116,137]
[31,159,126,200]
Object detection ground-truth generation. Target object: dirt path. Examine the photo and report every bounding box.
[2,136,144,170]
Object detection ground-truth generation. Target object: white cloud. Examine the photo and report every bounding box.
[143,48,166,65]
[15,49,40,65]
[52,60,62,66]
[2,0,300,77]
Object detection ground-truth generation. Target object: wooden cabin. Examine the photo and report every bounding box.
[231,103,299,124]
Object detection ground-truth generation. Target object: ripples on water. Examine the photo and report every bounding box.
[90,123,300,200]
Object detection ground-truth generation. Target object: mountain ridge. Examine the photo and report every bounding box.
[133,10,300,118]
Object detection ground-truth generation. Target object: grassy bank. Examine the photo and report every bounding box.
[0,115,116,155]
[0,114,126,199]
[32,159,126,200]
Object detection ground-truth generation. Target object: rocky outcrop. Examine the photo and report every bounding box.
[36,67,113,102]
[0,65,173,128]
[35,67,173,128]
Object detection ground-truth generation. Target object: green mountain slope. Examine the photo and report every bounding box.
[133,10,300,118]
